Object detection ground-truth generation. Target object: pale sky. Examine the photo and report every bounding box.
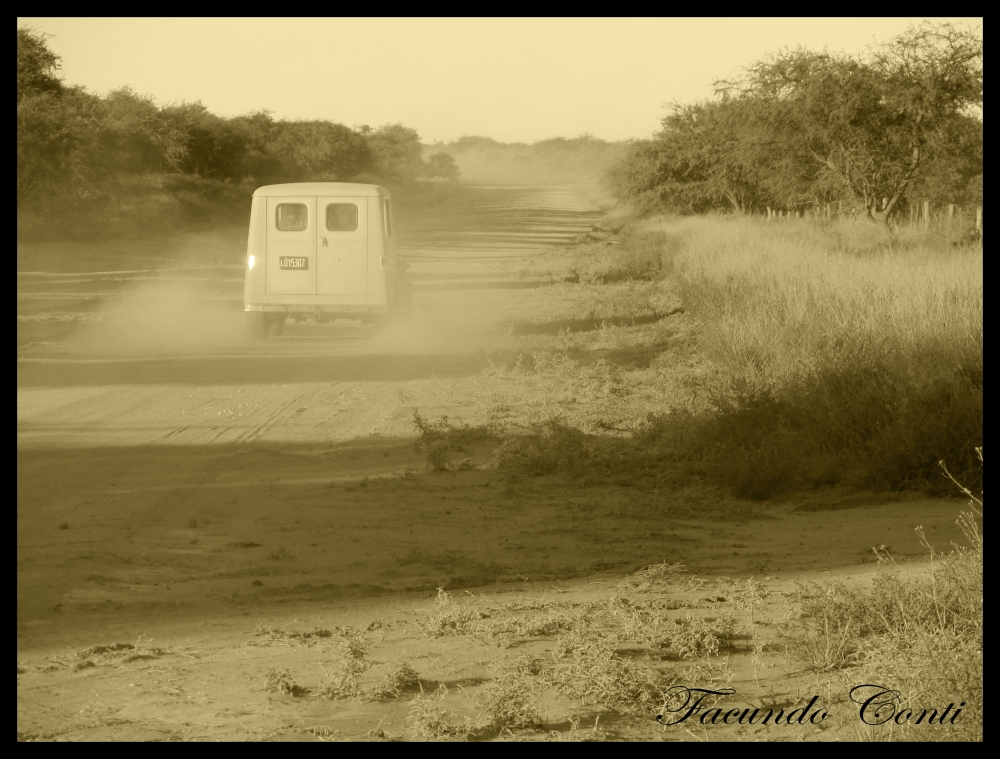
[17,17,982,144]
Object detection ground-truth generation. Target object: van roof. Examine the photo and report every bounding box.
[252,183,390,198]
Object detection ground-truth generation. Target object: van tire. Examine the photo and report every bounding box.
[246,312,268,340]
[271,316,286,336]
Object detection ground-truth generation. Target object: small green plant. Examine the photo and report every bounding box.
[260,667,304,696]
[368,660,422,699]
[750,631,771,688]
[475,611,574,648]
[785,597,860,672]
[664,613,731,659]
[313,632,371,700]
[479,657,543,732]
[420,588,490,637]
[413,410,490,471]
[475,390,511,434]
[547,629,662,711]
[618,561,687,589]
[405,684,469,740]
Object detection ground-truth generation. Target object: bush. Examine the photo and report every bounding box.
[786,454,982,740]
[488,215,982,500]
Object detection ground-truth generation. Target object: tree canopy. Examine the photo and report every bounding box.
[611,22,983,222]
[15,27,458,210]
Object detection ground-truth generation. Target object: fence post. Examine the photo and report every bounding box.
[976,206,982,237]
[923,200,930,230]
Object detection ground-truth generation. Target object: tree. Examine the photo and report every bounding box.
[610,135,712,215]
[423,152,460,180]
[159,101,248,179]
[263,119,371,183]
[17,93,81,205]
[905,113,983,209]
[228,110,281,183]
[17,28,83,207]
[610,98,806,215]
[720,22,983,224]
[95,87,185,175]
[365,123,424,181]
[17,27,63,102]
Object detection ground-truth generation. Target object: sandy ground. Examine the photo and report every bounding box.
[17,184,970,741]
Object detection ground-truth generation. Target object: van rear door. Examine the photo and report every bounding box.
[265,197,316,295]
[317,197,368,296]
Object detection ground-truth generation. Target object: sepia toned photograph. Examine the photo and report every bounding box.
[17,17,982,742]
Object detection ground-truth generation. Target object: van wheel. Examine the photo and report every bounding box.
[246,312,268,340]
[271,316,286,336]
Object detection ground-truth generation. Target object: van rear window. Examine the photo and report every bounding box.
[276,203,308,231]
[326,204,358,231]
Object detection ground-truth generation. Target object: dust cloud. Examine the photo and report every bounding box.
[425,138,629,209]
[73,276,245,358]
[368,310,498,357]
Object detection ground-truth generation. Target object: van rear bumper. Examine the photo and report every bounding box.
[245,304,389,315]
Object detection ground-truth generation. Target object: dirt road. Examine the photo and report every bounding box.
[17,183,967,741]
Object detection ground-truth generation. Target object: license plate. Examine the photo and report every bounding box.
[279,256,309,270]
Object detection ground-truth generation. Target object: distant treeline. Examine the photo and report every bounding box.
[425,135,630,189]
[609,22,983,223]
[16,27,460,237]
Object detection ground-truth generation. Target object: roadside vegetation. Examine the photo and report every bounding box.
[416,214,981,500]
[16,27,461,242]
[610,22,982,225]
[225,452,981,741]
[230,467,980,742]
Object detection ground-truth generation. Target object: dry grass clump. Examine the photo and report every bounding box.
[546,629,662,711]
[647,215,982,496]
[413,411,491,472]
[260,667,307,696]
[474,611,575,648]
[571,230,682,284]
[419,587,491,637]
[368,661,423,700]
[406,685,471,740]
[77,640,168,664]
[786,450,982,741]
[313,631,371,700]
[483,215,981,499]
[478,657,544,732]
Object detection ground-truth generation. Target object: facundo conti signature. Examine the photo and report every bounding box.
[655,686,965,727]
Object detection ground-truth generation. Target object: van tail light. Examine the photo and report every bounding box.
[247,255,256,270]
[380,256,386,270]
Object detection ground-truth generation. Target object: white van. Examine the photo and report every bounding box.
[243,183,411,337]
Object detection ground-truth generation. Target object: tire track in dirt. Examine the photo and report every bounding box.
[226,384,328,446]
